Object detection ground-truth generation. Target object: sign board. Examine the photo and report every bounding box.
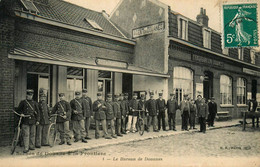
[223,3,258,48]
[132,21,165,38]
[192,54,224,68]
[96,58,128,69]
[243,68,260,77]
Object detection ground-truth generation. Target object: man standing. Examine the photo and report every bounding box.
[127,93,139,133]
[249,98,258,128]
[93,93,111,139]
[197,98,208,133]
[146,92,159,132]
[167,93,178,131]
[119,93,127,134]
[195,95,202,109]
[81,89,93,140]
[70,91,88,143]
[157,93,167,131]
[189,99,197,130]
[113,94,123,137]
[138,94,148,131]
[36,93,50,148]
[52,93,72,145]
[180,94,190,131]
[105,94,117,138]
[17,89,40,153]
[208,97,217,127]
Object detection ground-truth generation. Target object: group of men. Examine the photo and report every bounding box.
[17,89,218,153]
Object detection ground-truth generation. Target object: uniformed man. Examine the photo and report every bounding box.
[113,94,123,137]
[105,94,117,138]
[138,94,148,131]
[70,91,88,143]
[180,94,190,131]
[81,89,93,140]
[195,95,202,109]
[156,93,167,131]
[146,92,159,132]
[189,99,197,130]
[17,89,40,153]
[248,98,258,128]
[119,93,127,134]
[127,93,138,133]
[197,98,208,133]
[166,93,178,131]
[122,93,129,134]
[52,93,72,145]
[208,97,217,127]
[36,93,50,148]
[93,93,111,139]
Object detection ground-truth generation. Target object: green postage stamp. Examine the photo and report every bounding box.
[223,3,258,48]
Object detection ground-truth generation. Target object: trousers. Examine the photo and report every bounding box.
[182,110,189,130]
[121,116,126,133]
[22,124,36,151]
[148,115,158,131]
[126,115,137,131]
[57,121,71,142]
[85,117,91,137]
[168,112,176,130]
[199,117,206,132]
[106,119,115,136]
[36,124,49,147]
[72,120,86,140]
[95,119,108,138]
[115,118,122,135]
[157,111,166,130]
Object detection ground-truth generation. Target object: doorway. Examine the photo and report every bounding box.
[98,70,113,101]
[122,73,133,99]
[252,79,257,99]
[203,71,213,101]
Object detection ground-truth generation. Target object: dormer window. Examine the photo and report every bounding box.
[20,0,39,14]
[250,49,256,64]
[203,28,211,49]
[178,16,188,40]
[85,18,103,31]
[238,48,244,60]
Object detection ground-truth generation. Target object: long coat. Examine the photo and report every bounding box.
[17,99,40,125]
[93,99,106,120]
[52,100,71,123]
[105,101,114,120]
[146,99,157,116]
[166,99,178,114]
[70,98,85,121]
[113,101,121,119]
[208,101,217,114]
[120,100,127,117]
[156,99,166,113]
[197,102,208,118]
[81,97,92,118]
[38,100,50,125]
[129,99,139,116]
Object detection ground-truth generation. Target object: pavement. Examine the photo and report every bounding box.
[0,119,243,158]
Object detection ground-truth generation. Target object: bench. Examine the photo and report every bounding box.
[216,111,232,121]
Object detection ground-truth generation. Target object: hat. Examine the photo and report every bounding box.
[124,93,128,96]
[75,91,81,95]
[150,92,154,96]
[107,93,112,98]
[197,95,202,98]
[82,89,88,93]
[39,93,46,97]
[26,89,34,95]
[140,94,145,97]
[97,92,102,96]
[170,93,175,96]
[159,93,163,96]
[58,93,65,97]
[133,93,138,97]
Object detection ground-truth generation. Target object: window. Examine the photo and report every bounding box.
[85,18,103,31]
[67,67,84,101]
[173,67,193,104]
[238,48,244,60]
[237,78,246,105]
[20,0,39,13]
[178,17,188,40]
[250,50,256,64]
[220,75,232,105]
[203,28,211,49]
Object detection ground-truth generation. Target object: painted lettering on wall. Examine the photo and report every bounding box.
[132,22,165,38]
[192,54,224,68]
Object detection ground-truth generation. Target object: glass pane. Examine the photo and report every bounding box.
[27,62,49,74]
[75,79,83,91]
[98,70,111,78]
[98,80,104,92]
[67,67,83,76]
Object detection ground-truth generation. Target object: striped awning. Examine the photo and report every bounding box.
[8,48,170,78]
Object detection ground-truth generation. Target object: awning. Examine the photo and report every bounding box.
[8,48,170,78]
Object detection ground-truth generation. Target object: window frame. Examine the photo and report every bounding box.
[250,49,256,64]
[236,77,247,105]
[238,48,244,60]
[202,27,211,49]
[220,75,233,106]
[177,16,189,41]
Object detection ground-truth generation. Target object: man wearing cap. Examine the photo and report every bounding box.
[52,93,72,145]
[146,92,159,132]
[195,95,202,109]
[208,97,217,127]
[167,93,178,131]
[122,93,129,134]
[70,91,87,143]
[17,89,40,153]
[180,94,190,131]
[36,92,50,148]
[119,93,127,134]
[189,99,197,130]
[81,89,93,140]
[113,94,123,137]
[105,94,117,138]
[197,98,208,133]
[127,93,139,133]
[93,93,111,139]
[156,93,167,131]
[138,94,148,131]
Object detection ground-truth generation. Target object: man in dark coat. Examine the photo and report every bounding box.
[113,94,123,137]
[81,89,93,140]
[138,94,148,131]
[157,93,167,131]
[248,98,258,128]
[180,94,190,131]
[17,89,40,153]
[197,98,208,133]
[36,93,50,148]
[70,91,87,143]
[127,93,138,133]
[189,99,197,129]
[93,93,111,139]
[52,93,72,145]
[146,92,159,132]
[167,93,178,131]
[119,93,127,134]
[105,94,116,138]
[208,97,217,127]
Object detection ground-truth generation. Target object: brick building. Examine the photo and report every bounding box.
[0,0,169,146]
[110,0,260,121]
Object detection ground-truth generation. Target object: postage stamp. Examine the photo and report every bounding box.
[223,3,258,48]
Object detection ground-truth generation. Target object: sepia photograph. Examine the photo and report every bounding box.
[0,0,259,166]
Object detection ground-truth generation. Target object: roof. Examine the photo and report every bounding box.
[13,0,126,38]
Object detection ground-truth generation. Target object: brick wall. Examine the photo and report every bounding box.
[0,12,15,146]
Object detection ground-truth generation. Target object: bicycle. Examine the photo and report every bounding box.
[46,114,58,147]
[11,110,30,155]
[134,110,146,136]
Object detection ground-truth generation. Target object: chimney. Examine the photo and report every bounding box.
[196,7,209,27]
[102,10,110,18]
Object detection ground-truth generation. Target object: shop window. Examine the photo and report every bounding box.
[250,50,256,64]
[67,67,84,101]
[173,67,193,104]
[203,28,211,49]
[237,77,246,105]
[178,17,188,40]
[98,70,112,100]
[238,48,244,60]
[220,75,232,105]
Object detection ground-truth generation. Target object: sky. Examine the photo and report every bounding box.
[65,0,260,50]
